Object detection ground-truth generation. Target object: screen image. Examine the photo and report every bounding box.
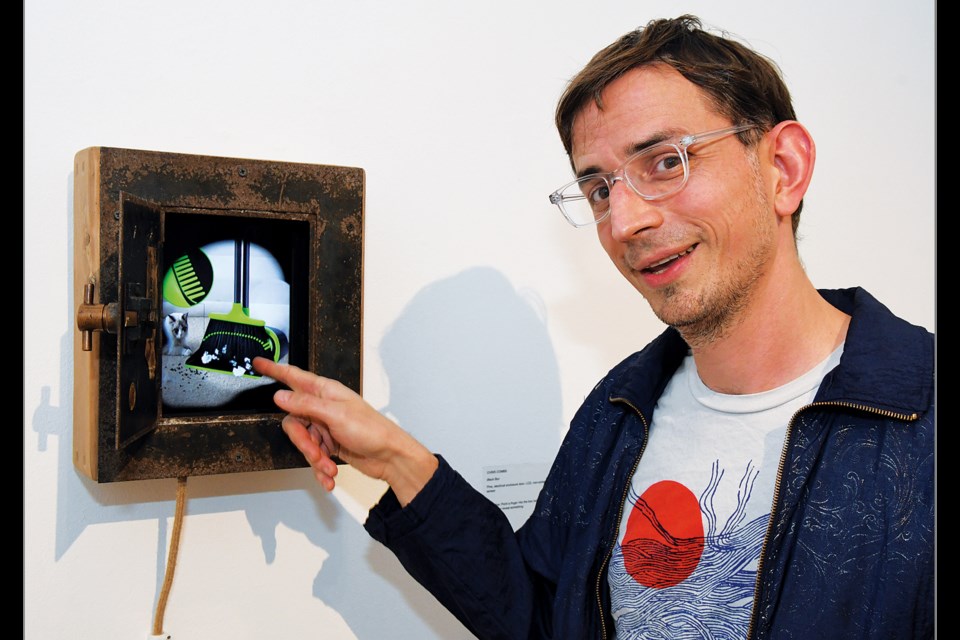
[159,213,309,415]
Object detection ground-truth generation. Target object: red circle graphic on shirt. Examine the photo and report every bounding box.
[622,480,705,588]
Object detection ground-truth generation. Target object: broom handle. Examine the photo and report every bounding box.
[232,238,252,311]
[233,239,242,305]
[242,239,251,310]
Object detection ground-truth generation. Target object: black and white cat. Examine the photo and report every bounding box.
[162,312,193,356]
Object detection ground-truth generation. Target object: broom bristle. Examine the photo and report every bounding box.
[185,315,279,378]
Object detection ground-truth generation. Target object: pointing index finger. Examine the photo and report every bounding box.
[253,357,327,395]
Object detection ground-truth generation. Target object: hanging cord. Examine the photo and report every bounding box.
[152,476,188,637]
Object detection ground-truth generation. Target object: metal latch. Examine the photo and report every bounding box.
[76,282,123,351]
[76,281,156,355]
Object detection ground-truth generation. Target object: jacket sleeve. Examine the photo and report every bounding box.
[364,455,556,640]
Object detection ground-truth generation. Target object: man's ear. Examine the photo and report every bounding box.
[765,120,815,219]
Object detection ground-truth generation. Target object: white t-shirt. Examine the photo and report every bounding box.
[608,346,843,639]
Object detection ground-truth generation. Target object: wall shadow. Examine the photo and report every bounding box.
[315,266,565,637]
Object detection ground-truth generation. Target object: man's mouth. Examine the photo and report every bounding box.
[642,244,697,274]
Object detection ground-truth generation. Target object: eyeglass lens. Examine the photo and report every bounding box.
[560,143,686,226]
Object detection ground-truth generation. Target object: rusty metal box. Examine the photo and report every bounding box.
[73,147,363,482]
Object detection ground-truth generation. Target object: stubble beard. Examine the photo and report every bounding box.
[644,161,774,350]
[655,267,759,350]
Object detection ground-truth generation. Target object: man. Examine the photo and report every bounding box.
[255,15,934,639]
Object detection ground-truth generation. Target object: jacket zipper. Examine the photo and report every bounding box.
[745,400,919,639]
[595,396,649,640]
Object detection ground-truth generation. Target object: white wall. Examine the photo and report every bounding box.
[24,1,935,638]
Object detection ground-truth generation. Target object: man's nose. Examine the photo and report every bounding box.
[606,178,663,242]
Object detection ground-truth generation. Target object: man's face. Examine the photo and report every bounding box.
[570,64,778,344]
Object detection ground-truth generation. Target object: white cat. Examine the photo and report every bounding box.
[162,312,193,356]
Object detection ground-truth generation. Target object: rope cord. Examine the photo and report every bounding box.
[152,476,188,636]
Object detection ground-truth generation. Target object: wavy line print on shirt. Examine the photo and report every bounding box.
[620,460,765,589]
[608,461,768,638]
[607,462,769,640]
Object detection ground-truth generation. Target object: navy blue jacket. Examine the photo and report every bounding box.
[364,288,935,639]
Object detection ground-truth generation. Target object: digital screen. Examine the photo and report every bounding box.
[159,212,309,415]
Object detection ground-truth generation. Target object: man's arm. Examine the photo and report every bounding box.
[252,357,439,505]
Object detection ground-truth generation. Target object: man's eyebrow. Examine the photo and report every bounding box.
[574,164,603,180]
[626,131,673,156]
[574,131,677,180]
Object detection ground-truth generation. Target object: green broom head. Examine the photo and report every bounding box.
[185,303,281,377]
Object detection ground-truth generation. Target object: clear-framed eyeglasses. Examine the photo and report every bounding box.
[548,124,757,228]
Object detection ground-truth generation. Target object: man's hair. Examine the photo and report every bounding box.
[555,15,803,231]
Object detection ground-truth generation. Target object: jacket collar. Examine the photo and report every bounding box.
[608,287,933,418]
[814,287,933,416]
[607,326,688,420]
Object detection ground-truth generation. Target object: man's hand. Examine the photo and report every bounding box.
[253,357,438,505]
